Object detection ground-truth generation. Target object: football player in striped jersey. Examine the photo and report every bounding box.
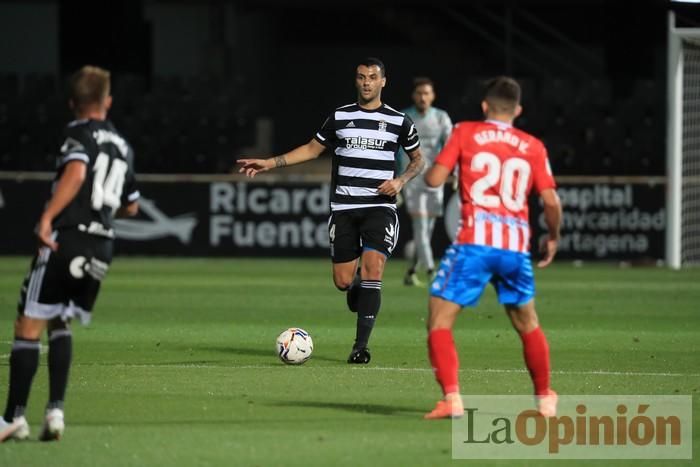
[0,66,139,441]
[238,58,424,364]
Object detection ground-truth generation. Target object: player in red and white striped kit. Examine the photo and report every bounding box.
[422,76,562,419]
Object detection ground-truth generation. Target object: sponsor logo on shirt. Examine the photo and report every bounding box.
[344,137,387,151]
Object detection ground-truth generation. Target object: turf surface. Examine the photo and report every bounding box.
[0,257,698,466]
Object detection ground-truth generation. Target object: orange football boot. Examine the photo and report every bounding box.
[424,397,464,420]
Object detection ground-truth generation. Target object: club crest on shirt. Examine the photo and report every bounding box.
[378,120,387,132]
[60,137,86,154]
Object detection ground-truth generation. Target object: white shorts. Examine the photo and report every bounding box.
[404,182,444,217]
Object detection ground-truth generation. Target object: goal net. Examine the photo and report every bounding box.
[667,12,700,268]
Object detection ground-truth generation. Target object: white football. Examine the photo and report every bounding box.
[276,328,313,365]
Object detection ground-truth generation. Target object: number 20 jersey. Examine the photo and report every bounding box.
[435,119,556,253]
[53,119,139,239]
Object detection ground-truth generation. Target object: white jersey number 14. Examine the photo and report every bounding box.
[91,152,128,212]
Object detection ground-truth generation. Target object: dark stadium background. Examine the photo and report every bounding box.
[2,0,692,174]
[0,0,698,260]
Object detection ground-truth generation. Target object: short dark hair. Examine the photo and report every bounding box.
[484,76,521,114]
[412,77,434,91]
[358,57,386,77]
[70,65,111,111]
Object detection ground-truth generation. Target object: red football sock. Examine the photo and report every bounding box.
[428,329,460,395]
[519,326,551,396]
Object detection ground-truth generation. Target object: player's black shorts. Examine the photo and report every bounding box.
[18,229,113,324]
[328,207,400,263]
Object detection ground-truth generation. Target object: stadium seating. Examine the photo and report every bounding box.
[0,73,664,176]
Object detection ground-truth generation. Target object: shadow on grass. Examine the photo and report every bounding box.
[269,400,425,416]
[173,344,346,363]
[61,404,427,427]
[71,418,323,427]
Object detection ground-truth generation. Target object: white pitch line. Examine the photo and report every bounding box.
[70,363,700,378]
[359,367,700,378]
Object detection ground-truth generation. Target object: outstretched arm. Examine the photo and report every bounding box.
[37,161,87,250]
[238,138,326,178]
[537,188,562,268]
[377,148,424,196]
[424,162,451,188]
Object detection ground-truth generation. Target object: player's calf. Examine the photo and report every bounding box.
[505,302,539,335]
[506,303,556,415]
[424,297,464,419]
[346,250,387,360]
[349,279,382,360]
[506,303,552,397]
[3,335,41,427]
[332,262,361,312]
[47,320,72,419]
[345,267,361,313]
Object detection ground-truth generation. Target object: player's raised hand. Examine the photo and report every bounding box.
[537,235,558,268]
[36,215,58,251]
[377,178,404,196]
[237,158,273,178]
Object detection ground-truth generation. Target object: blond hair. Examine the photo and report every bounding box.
[69,65,111,111]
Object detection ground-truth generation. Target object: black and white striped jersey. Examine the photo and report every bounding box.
[314,103,420,211]
[53,119,139,238]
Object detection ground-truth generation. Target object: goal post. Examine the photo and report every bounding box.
[667,11,700,269]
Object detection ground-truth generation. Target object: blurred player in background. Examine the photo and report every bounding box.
[422,77,561,419]
[0,66,139,441]
[238,58,423,364]
[399,78,452,286]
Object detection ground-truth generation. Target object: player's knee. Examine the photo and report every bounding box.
[427,311,442,331]
[14,317,44,340]
[361,258,385,280]
[428,313,450,331]
[333,274,354,291]
[427,300,455,331]
[507,306,539,334]
[525,314,539,332]
[515,318,538,334]
[361,267,382,280]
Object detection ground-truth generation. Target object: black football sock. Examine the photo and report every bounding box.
[346,267,362,312]
[3,338,40,422]
[354,280,382,349]
[47,329,72,410]
[407,259,418,276]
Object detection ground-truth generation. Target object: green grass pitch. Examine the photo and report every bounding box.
[0,256,698,466]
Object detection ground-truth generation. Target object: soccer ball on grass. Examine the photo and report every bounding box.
[276,328,313,365]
